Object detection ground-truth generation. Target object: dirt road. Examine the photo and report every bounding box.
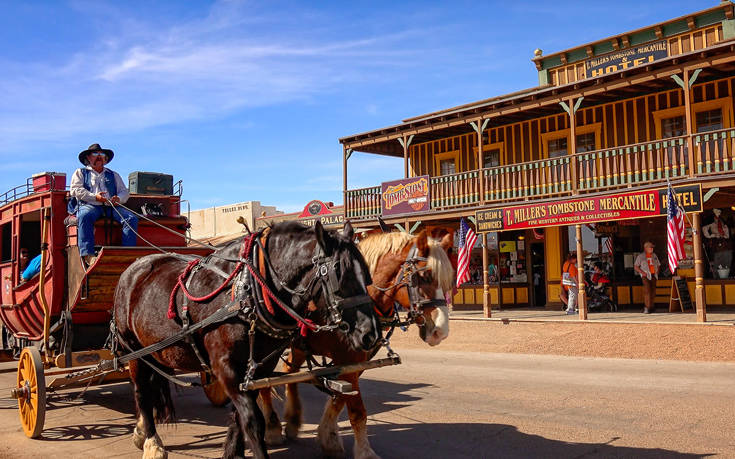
[2,344,734,458]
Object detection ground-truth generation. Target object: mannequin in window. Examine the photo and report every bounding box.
[702,208,732,278]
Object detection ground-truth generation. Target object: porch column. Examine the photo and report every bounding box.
[482,232,491,318]
[576,224,588,320]
[681,69,697,177]
[471,118,490,204]
[561,97,582,194]
[693,212,707,322]
[343,145,349,219]
[398,135,414,179]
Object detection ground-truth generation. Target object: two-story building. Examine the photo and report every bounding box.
[339,2,735,321]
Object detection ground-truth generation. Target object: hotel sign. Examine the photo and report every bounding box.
[475,184,701,233]
[585,40,668,78]
[381,175,430,216]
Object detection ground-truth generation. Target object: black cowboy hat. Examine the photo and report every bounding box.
[78,143,114,165]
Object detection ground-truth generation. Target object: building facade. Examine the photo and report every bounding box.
[188,201,282,242]
[339,2,735,321]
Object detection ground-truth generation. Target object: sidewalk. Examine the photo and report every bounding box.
[450,307,735,325]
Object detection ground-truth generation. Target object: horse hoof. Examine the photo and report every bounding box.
[132,426,145,450]
[143,434,168,459]
[285,421,301,440]
[317,425,344,458]
[265,425,285,446]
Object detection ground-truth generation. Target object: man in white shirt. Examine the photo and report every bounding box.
[69,143,138,265]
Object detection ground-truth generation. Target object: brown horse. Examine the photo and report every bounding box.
[113,221,381,459]
[260,229,454,458]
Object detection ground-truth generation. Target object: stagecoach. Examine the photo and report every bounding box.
[1,172,402,443]
[0,172,212,437]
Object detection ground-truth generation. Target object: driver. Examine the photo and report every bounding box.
[69,143,138,266]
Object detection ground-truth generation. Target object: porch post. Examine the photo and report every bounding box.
[568,98,579,194]
[399,135,414,179]
[471,118,489,204]
[343,145,349,219]
[482,232,491,318]
[576,224,588,320]
[692,212,707,322]
[681,69,696,177]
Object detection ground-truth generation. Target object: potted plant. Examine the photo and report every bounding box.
[717,264,730,279]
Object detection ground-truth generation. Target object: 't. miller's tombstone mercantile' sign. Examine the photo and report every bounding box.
[475,184,701,232]
[381,175,430,216]
[585,40,668,78]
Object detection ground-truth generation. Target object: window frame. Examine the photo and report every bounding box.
[653,97,733,137]
[433,150,460,177]
[540,122,602,158]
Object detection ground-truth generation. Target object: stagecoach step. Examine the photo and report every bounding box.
[240,355,401,392]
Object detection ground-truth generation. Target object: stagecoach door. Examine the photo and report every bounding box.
[0,221,12,305]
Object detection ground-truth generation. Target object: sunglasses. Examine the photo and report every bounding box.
[90,152,106,157]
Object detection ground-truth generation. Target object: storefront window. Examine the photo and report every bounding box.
[499,231,527,283]
[483,149,500,168]
[439,158,456,175]
[696,109,723,133]
[661,115,685,138]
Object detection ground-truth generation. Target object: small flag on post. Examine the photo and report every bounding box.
[667,185,686,274]
[457,217,477,287]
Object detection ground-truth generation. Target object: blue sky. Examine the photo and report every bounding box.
[0,0,705,212]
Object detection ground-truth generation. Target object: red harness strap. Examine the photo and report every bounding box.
[167,234,255,319]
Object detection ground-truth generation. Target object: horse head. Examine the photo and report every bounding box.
[360,229,454,346]
[268,221,381,352]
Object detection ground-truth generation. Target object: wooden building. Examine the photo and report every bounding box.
[339,2,735,321]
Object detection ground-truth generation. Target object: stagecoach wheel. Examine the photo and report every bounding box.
[15,347,46,438]
[201,371,229,407]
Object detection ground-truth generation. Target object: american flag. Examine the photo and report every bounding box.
[605,237,613,254]
[456,217,477,287]
[667,185,686,274]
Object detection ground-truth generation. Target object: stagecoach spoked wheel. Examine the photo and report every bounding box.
[201,371,229,407]
[15,347,46,438]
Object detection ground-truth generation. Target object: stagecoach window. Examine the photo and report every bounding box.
[0,223,10,262]
[483,149,500,168]
[661,116,685,138]
[439,158,456,175]
[695,109,723,133]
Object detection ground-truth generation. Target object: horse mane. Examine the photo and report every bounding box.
[358,231,455,293]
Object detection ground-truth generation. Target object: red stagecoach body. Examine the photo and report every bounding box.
[0,174,211,345]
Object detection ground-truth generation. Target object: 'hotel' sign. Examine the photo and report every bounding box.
[585,40,668,78]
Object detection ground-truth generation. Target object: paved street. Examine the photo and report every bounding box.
[2,347,734,458]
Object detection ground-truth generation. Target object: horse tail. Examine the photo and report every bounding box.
[149,365,176,424]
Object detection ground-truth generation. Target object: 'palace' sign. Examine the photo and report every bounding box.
[585,40,668,78]
[381,175,430,216]
[475,184,701,233]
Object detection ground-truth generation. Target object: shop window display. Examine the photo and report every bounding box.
[702,207,733,279]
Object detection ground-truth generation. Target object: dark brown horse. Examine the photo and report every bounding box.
[260,229,454,458]
[113,221,381,459]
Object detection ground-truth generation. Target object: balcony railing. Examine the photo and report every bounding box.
[345,132,733,220]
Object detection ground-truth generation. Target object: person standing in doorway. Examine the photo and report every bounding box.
[561,251,578,315]
[634,241,660,313]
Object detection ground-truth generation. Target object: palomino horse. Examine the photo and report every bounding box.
[113,221,381,459]
[260,229,454,458]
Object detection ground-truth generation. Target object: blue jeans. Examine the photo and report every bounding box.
[77,204,138,256]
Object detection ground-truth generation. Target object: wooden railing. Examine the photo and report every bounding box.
[345,186,381,220]
[694,127,735,174]
[575,136,689,193]
[483,157,572,202]
[430,171,479,208]
[344,132,734,220]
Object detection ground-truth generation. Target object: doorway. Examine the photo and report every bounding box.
[531,242,546,307]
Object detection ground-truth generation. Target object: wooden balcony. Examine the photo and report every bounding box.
[345,129,735,221]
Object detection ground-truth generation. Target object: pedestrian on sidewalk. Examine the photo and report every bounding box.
[634,241,660,314]
[561,251,578,315]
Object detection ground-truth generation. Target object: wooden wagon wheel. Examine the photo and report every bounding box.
[201,371,229,407]
[14,347,46,438]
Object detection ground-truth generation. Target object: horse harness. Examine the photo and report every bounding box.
[106,230,373,390]
[373,244,447,332]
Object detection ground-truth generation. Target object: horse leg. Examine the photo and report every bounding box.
[129,359,168,459]
[283,350,306,439]
[317,395,346,457]
[223,408,246,459]
[259,387,284,445]
[229,390,269,459]
[343,373,380,459]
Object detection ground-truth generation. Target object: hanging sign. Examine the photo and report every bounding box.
[585,40,668,78]
[475,184,701,233]
[381,175,430,216]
